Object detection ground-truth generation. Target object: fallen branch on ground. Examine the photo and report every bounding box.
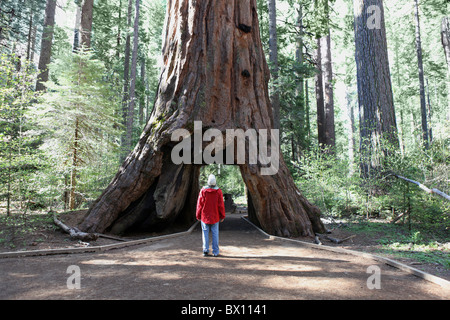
[96,233,128,242]
[391,211,408,224]
[316,234,356,244]
[393,174,450,202]
[314,236,322,245]
[53,213,99,242]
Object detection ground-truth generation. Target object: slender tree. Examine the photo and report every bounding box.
[315,37,326,147]
[80,0,94,48]
[442,16,450,74]
[72,1,82,52]
[442,16,450,120]
[120,0,133,159]
[267,0,280,129]
[124,0,140,153]
[35,0,57,92]
[414,0,428,149]
[321,0,335,150]
[321,33,335,149]
[294,2,307,155]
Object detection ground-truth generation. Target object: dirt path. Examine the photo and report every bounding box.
[0,214,448,300]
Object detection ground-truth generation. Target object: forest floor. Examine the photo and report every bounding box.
[0,210,449,300]
[1,209,448,282]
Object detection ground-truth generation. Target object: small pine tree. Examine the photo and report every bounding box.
[0,54,40,216]
[33,49,122,210]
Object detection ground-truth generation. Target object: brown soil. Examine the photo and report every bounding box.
[0,211,449,300]
[293,224,450,283]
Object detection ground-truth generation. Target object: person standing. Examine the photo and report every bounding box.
[196,174,226,257]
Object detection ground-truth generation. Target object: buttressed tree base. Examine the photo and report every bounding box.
[79,0,325,237]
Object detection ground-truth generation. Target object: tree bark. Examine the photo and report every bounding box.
[72,3,82,52]
[346,88,355,174]
[120,0,133,159]
[79,0,325,238]
[426,78,432,144]
[35,0,57,92]
[441,16,450,121]
[267,0,280,130]
[139,58,146,128]
[26,7,33,61]
[80,0,94,48]
[295,3,305,154]
[305,79,310,139]
[442,17,450,75]
[353,0,399,178]
[414,0,428,149]
[69,117,80,210]
[124,0,140,154]
[315,37,326,148]
[321,33,335,150]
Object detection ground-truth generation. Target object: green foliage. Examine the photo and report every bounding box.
[0,0,47,54]
[291,145,362,217]
[30,49,122,207]
[341,220,449,268]
[200,165,245,198]
[290,136,449,230]
[0,211,55,249]
[0,53,42,215]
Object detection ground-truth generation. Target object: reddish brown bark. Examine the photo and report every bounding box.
[79,0,325,237]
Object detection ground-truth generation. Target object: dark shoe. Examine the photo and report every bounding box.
[203,251,209,257]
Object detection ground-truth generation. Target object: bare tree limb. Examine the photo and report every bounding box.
[53,213,98,241]
[393,174,450,202]
[316,234,356,244]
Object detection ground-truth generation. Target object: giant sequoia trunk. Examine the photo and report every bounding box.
[79,0,325,237]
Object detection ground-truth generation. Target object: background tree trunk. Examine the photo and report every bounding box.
[80,0,94,48]
[139,58,146,128]
[26,7,33,61]
[267,0,280,130]
[441,16,450,121]
[295,2,305,155]
[72,3,81,52]
[315,37,326,148]
[79,0,325,238]
[120,0,133,160]
[353,0,399,178]
[36,0,56,92]
[441,17,450,74]
[414,0,428,149]
[124,0,140,154]
[322,33,335,150]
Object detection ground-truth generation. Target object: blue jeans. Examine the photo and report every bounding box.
[201,221,219,255]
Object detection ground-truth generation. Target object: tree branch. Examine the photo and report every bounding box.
[393,174,450,202]
[53,213,99,241]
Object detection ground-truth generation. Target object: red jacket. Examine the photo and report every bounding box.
[196,187,226,224]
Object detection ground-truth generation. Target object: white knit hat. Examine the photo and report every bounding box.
[208,174,216,186]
